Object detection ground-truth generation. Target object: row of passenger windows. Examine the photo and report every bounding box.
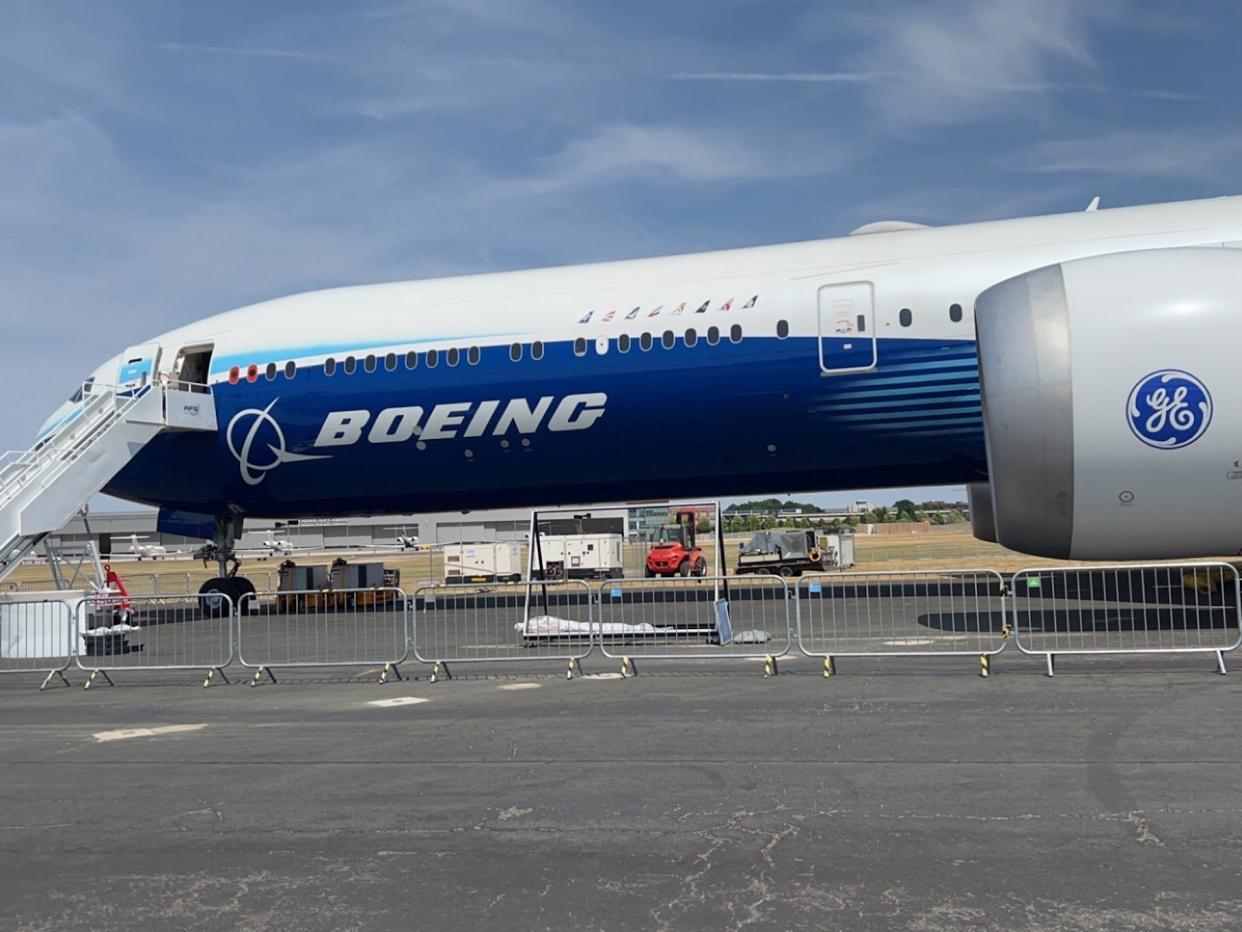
[323,344,488,377]
[574,324,747,356]
[231,320,775,383]
[898,303,965,328]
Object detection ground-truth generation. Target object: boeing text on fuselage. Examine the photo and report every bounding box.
[227,393,608,484]
[314,392,608,448]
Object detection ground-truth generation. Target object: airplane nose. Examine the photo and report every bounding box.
[35,399,78,443]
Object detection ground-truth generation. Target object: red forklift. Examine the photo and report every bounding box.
[645,510,708,578]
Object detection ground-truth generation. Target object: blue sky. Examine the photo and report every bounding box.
[2,0,1238,510]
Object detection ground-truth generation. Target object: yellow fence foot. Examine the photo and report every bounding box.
[822,656,836,679]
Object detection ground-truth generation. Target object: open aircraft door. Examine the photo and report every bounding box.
[817,282,877,375]
[116,343,162,398]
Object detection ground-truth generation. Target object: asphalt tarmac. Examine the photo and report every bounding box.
[2,649,1241,931]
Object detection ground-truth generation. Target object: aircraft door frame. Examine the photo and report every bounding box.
[116,343,163,398]
[817,281,878,376]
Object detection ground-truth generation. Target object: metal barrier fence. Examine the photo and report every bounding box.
[237,587,409,684]
[412,580,593,679]
[1011,563,1242,675]
[73,592,235,688]
[0,597,76,688]
[10,572,196,598]
[796,570,1008,675]
[595,576,791,674]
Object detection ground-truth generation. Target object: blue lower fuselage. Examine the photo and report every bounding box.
[104,335,985,517]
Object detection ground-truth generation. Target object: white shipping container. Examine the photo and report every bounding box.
[533,534,624,579]
[443,542,524,583]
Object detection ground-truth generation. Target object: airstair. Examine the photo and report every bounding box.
[0,382,216,586]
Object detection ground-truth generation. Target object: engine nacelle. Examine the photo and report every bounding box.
[976,247,1242,560]
[967,482,996,544]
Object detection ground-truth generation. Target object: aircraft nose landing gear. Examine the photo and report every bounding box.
[195,514,255,615]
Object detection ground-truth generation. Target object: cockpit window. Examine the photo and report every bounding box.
[68,377,95,404]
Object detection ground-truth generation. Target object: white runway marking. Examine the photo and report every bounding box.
[367,696,429,708]
[882,638,936,646]
[580,672,623,680]
[497,682,541,691]
[93,724,206,743]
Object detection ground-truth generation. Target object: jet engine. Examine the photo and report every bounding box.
[975,247,1242,560]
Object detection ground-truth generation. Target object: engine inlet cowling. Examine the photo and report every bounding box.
[975,247,1242,560]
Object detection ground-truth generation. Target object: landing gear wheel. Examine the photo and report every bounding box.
[778,565,796,579]
[644,566,655,578]
[199,577,241,616]
[233,576,256,612]
[678,559,690,578]
[692,557,707,577]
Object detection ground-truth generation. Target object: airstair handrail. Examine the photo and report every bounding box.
[0,383,152,512]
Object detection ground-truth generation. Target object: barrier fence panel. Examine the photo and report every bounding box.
[796,570,1008,676]
[73,593,235,688]
[0,597,75,688]
[595,576,790,673]
[237,587,409,684]
[411,580,593,678]
[1010,563,1242,675]
[152,572,194,597]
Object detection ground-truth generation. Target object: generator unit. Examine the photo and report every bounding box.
[533,533,624,580]
[443,542,524,584]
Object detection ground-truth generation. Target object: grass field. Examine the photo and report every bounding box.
[2,525,1107,596]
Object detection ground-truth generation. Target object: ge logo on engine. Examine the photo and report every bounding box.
[1126,370,1213,450]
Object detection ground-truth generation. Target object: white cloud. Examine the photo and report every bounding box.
[846,0,1100,123]
[1012,129,1242,178]
[671,71,874,84]
[512,124,841,194]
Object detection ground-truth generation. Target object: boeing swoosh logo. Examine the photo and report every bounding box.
[226,400,329,486]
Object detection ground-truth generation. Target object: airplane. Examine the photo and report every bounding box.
[127,534,171,561]
[28,195,1242,602]
[261,538,299,556]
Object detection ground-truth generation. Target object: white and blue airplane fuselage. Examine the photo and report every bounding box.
[38,196,1242,558]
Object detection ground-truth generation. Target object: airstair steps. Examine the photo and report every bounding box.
[0,384,215,585]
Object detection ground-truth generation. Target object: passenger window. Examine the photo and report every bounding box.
[509,342,522,362]
[574,337,587,357]
[531,341,544,360]
[776,320,789,339]
[729,324,742,343]
[640,332,653,352]
[950,303,963,323]
[265,362,277,380]
[324,358,336,376]
[468,346,480,365]
[899,308,912,327]
[385,353,397,372]
[661,330,675,349]
[405,350,418,369]
[426,349,439,368]
[344,356,357,375]
[284,361,296,380]
[364,354,377,373]
[447,347,460,367]
[618,334,631,353]
[706,326,720,346]
[684,329,697,347]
